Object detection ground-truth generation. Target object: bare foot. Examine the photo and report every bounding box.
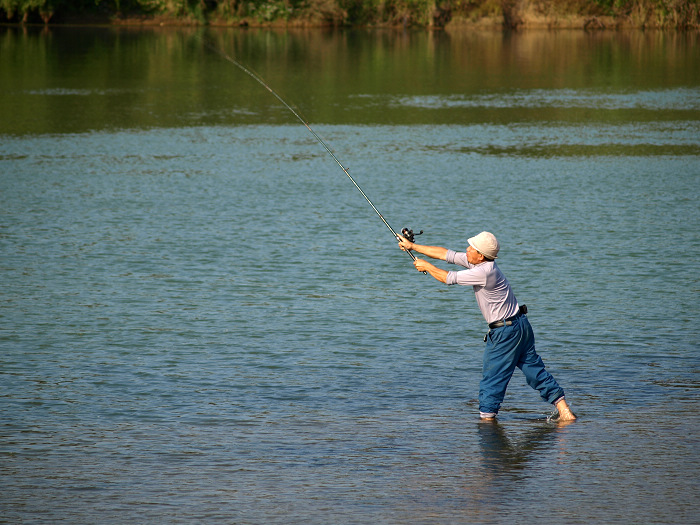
[555,398,577,421]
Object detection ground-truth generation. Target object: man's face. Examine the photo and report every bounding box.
[466,245,484,265]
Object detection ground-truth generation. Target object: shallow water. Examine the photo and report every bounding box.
[1,26,699,523]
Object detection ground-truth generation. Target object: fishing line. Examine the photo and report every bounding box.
[203,40,421,265]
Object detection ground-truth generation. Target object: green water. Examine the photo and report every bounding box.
[1,25,699,524]
[2,28,699,134]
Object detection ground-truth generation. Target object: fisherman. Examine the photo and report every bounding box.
[397,231,576,421]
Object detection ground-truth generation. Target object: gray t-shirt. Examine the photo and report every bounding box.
[445,249,520,324]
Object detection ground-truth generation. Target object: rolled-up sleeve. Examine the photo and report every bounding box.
[446,269,486,286]
[445,253,487,287]
[446,249,469,267]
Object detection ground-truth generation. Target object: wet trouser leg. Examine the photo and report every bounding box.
[479,316,564,415]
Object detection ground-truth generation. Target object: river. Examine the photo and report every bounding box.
[1,26,699,523]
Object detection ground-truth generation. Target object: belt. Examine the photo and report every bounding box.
[488,305,527,329]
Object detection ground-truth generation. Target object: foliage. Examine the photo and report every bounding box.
[1,0,698,26]
[0,0,53,21]
[590,0,700,27]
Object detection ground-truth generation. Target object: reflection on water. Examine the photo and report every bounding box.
[1,26,699,134]
[478,419,569,474]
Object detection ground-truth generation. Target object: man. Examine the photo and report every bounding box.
[398,231,576,421]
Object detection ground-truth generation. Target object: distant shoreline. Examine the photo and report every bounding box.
[2,0,698,30]
[3,15,698,31]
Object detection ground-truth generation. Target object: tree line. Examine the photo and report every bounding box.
[1,0,698,28]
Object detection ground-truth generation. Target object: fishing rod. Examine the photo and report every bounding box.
[204,41,423,264]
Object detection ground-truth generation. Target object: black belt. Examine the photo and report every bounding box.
[488,305,527,329]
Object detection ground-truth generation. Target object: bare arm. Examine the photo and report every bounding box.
[397,238,448,261]
[397,237,449,282]
[413,259,448,283]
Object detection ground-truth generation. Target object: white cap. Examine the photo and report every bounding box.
[468,231,500,259]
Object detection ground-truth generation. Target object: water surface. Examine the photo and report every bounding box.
[1,26,699,524]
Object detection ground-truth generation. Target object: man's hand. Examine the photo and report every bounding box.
[413,258,431,273]
[413,257,448,283]
[397,235,414,252]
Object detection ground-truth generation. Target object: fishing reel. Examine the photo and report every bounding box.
[400,227,423,243]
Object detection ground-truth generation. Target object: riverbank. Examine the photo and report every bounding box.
[1,0,698,29]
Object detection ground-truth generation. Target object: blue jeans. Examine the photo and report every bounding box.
[479,314,564,415]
